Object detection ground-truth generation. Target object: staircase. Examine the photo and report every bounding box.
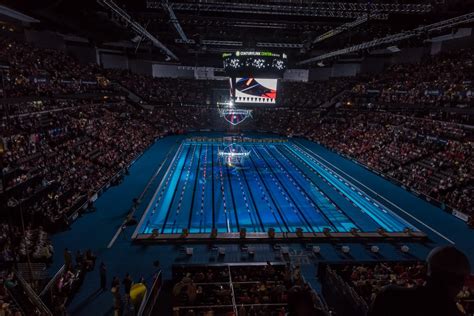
[321,89,349,109]
[111,81,145,106]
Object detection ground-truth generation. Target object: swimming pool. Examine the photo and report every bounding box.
[133,137,421,240]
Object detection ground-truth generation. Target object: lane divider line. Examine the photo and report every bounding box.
[294,140,455,245]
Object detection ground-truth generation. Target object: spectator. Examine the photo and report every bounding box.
[368,246,471,316]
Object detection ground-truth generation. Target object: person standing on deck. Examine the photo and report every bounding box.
[100,262,107,291]
[63,248,72,270]
[123,273,133,294]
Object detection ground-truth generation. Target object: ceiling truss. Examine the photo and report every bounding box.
[298,11,474,65]
[97,0,179,60]
[147,1,432,20]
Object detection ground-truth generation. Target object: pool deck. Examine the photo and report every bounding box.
[46,133,474,316]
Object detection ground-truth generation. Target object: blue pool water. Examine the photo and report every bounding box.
[137,138,418,235]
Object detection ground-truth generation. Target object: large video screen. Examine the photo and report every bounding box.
[234,78,277,104]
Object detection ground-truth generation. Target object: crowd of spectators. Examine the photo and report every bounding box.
[1,16,474,316]
[248,108,474,221]
[336,262,427,305]
[0,268,49,316]
[1,100,172,231]
[0,270,23,316]
[171,263,328,316]
[107,71,352,109]
[0,223,53,267]
[0,36,109,98]
[346,48,474,108]
[40,248,97,316]
[106,70,225,106]
[0,28,473,311]
[325,260,474,316]
[278,78,353,108]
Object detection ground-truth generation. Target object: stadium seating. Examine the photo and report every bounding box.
[170,263,328,315]
[321,262,473,316]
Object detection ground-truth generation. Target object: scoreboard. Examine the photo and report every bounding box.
[223,51,287,105]
[223,51,287,78]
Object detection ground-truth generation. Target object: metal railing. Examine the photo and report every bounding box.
[15,271,53,316]
[137,270,163,316]
[39,264,65,297]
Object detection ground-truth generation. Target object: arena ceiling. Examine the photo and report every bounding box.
[4,0,474,66]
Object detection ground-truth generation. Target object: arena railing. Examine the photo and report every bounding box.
[137,270,163,316]
[320,265,368,316]
[299,266,331,316]
[38,264,65,297]
[15,270,53,316]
